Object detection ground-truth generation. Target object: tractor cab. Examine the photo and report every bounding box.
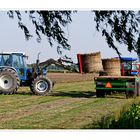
[0,52,27,81]
[120,57,139,76]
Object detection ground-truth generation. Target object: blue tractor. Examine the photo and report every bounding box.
[120,57,139,76]
[0,52,53,95]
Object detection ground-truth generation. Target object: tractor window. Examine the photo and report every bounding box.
[12,55,24,68]
[122,62,132,70]
[1,55,11,66]
[132,64,138,70]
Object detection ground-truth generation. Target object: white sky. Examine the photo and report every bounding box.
[0,11,137,64]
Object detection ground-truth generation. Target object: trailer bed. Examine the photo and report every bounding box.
[94,76,140,98]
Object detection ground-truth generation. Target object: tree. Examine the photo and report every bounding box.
[7,11,73,54]
[7,11,140,57]
[93,11,140,57]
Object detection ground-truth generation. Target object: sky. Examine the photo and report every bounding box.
[0,11,138,64]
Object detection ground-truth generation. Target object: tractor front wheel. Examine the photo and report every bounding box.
[30,75,52,96]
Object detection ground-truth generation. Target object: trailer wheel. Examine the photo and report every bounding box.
[106,91,112,95]
[30,75,52,96]
[101,91,106,98]
[136,82,140,96]
[96,90,106,98]
[96,90,101,97]
[126,81,138,98]
[126,90,137,98]
[0,68,20,94]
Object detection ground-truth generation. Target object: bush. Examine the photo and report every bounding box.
[109,103,140,128]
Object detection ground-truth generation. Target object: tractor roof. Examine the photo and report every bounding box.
[0,52,25,55]
[120,57,137,61]
[115,57,137,61]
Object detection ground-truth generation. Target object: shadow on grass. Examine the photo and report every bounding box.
[15,91,34,96]
[15,91,126,99]
[16,90,96,98]
[107,95,126,99]
[52,91,96,98]
[52,91,126,99]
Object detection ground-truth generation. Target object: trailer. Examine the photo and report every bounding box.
[94,76,140,98]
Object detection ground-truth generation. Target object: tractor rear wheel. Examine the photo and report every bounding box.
[30,75,52,96]
[0,68,20,94]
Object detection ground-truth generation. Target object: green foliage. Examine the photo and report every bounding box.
[109,103,140,128]
[83,99,134,129]
[93,11,140,57]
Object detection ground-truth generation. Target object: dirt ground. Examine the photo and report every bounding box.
[47,73,98,83]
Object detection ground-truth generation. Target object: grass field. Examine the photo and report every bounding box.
[0,80,139,129]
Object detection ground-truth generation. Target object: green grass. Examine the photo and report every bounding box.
[0,81,139,129]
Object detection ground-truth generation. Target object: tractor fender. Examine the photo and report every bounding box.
[0,66,18,73]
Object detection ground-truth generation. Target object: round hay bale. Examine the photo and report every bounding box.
[81,52,103,73]
[102,58,121,76]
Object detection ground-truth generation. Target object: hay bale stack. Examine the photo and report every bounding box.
[81,52,103,73]
[102,58,121,76]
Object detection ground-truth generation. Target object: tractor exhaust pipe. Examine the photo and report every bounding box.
[36,52,41,66]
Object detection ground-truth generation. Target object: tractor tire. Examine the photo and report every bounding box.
[0,68,20,94]
[30,75,52,96]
